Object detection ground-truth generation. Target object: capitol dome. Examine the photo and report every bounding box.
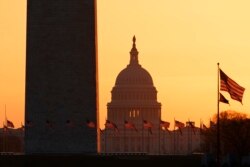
[115,36,154,86]
[109,36,160,104]
[105,36,161,154]
[115,65,153,86]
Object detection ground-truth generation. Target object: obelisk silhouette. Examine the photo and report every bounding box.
[25,0,99,154]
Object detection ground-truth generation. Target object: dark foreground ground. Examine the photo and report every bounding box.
[2,153,250,167]
[0,154,203,167]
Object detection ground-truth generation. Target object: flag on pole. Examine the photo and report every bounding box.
[220,69,245,103]
[105,120,119,132]
[203,124,208,130]
[175,120,184,135]
[124,121,138,132]
[143,120,153,128]
[7,120,14,128]
[200,123,208,134]
[86,120,95,128]
[187,121,196,134]
[143,120,153,134]
[174,120,184,128]
[220,93,229,104]
[160,120,170,130]
[187,121,195,127]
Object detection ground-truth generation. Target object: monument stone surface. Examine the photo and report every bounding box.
[25,0,98,154]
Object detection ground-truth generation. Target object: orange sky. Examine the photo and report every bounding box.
[1,0,250,130]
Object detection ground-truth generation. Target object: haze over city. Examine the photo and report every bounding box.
[1,0,250,130]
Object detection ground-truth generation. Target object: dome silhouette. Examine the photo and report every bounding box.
[115,36,154,86]
[115,65,153,86]
[105,36,161,154]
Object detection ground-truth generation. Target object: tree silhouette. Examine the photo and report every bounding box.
[202,110,250,158]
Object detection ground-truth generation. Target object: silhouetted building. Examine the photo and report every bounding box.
[100,37,201,155]
[0,128,24,153]
[25,0,99,154]
[101,36,161,154]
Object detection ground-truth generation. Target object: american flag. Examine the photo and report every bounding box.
[143,120,153,129]
[187,121,196,134]
[187,121,195,128]
[160,120,170,130]
[99,128,104,134]
[220,69,245,103]
[143,120,153,134]
[220,93,229,104]
[7,120,14,128]
[86,120,95,128]
[174,120,184,128]
[124,121,138,132]
[105,120,119,132]
[203,124,208,129]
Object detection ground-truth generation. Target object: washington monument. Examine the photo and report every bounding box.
[25,0,99,154]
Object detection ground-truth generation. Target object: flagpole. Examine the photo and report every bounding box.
[191,121,193,155]
[174,118,175,155]
[159,124,161,155]
[200,119,202,152]
[164,128,166,154]
[147,128,149,153]
[123,109,126,153]
[105,118,107,154]
[5,104,7,126]
[2,122,5,152]
[188,119,190,154]
[4,104,7,152]
[142,117,144,153]
[217,63,220,167]
[124,119,126,153]
[158,111,161,155]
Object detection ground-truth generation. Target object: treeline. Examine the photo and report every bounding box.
[201,110,250,158]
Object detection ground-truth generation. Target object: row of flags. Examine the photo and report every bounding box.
[1,119,96,129]
[105,120,170,134]
[104,119,197,135]
[2,119,199,135]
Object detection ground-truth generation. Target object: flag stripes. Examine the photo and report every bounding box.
[220,69,245,103]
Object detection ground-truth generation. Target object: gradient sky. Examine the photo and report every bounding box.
[1,0,250,130]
